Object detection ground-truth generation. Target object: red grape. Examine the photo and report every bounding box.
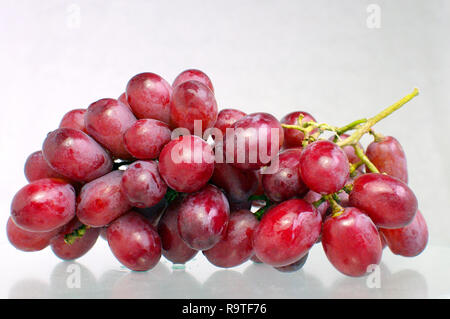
[330,134,363,166]
[177,184,230,250]
[379,210,428,257]
[262,148,308,202]
[118,92,132,110]
[50,218,100,260]
[366,136,408,183]
[125,72,173,123]
[76,171,130,227]
[59,109,87,133]
[170,80,218,135]
[7,217,60,252]
[322,207,382,277]
[24,150,65,182]
[275,253,308,273]
[157,200,198,264]
[107,211,161,271]
[224,112,284,170]
[214,109,246,135]
[203,210,259,268]
[42,128,113,183]
[211,162,259,204]
[158,135,214,193]
[349,173,417,228]
[85,98,136,159]
[121,160,167,208]
[123,119,171,160]
[11,178,76,232]
[172,69,214,93]
[303,190,330,220]
[281,111,316,148]
[299,140,349,194]
[253,199,321,267]
[134,198,168,226]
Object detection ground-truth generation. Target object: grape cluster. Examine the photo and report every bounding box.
[8,70,427,277]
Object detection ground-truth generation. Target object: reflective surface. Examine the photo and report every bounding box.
[2,240,449,299]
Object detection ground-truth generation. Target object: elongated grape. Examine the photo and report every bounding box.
[42,128,113,182]
[7,217,60,252]
[77,171,130,227]
[24,150,65,182]
[11,178,76,232]
[59,109,87,133]
[349,173,417,228]
[85,98,136,159]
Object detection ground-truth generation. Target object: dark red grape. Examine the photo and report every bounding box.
[211,162,259,204]
[42,128,113,183]
[24,150,65,182]
[77,171,130,227]
[366,136,408,183]
[253,199,321,267]
[322,207,382,277]
[349,173,417,228]
[123,119,171,160]
[11,178,76,232]
[224,112,284,170]
[172,69,214,93]
[107,211,161,271]
[299,140,349,194]
[170,80,218,135]
[203,210,259,268]
[281,111,316,148]
[379,210,428,257]
[262,148,308,202]
[275,253,308,273]
[157,200,198,264]
[85,98,136,159]
[177,184,230,250]
[59,109,87,133]
[7,217,60,252]
[121,160,167,208]
[126,72,172,123]
[50,218,100,260]
[158,135,214,193]
[134,198,168,227]
[214,109,246,135]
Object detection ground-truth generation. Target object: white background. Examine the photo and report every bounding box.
[0,0,449,298]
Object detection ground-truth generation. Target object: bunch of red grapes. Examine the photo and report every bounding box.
[7,69,427,277]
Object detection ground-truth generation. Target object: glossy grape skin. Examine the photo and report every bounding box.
[157,200,198,264]
[211,162,259,204]
[42,128,113,183]
[366,136,408,183]
[50,218,100,260]
[281,111,316,148]
[123,119,171,160]
[322,207,382,277]
[121,161,167,208]
[76,171,130,227]
[85,98,137,159]
[225,112,284,170]
[170,80,218,135]
[172,69,214,93]
[158,135,215,193]
[303,190,330,220]
[253,199,321,267]
[330,134,363,166]
[380,210,428,257]
[11,178,76,232]
[275,253,308,273]
[262,149,308,202]
[126,72,173,123]
[299,140,349,194]
[7,217,60,252]
[214,109,246,135]
[349,173,418,229]
[24,150,65,182]
[107,211,162,271]
[59,109,87,133]
[203,210,259,268]
[177,185,230,250]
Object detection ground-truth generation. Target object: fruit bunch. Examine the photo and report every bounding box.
[7,69,428,277]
